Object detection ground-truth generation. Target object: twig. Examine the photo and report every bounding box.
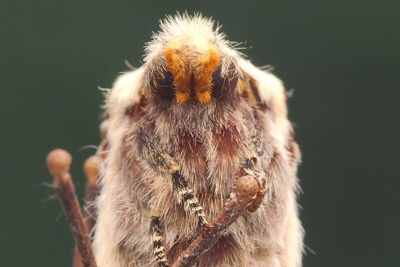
[82,155,101,231]
[173,174,259,267]
[46,149,97,267]
[72,156,101,267]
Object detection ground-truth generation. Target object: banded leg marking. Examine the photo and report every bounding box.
[172,173,208,228]
[141,132,208,228]
[150,216,170,267]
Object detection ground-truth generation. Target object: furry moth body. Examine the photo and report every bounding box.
[93,14,303,267]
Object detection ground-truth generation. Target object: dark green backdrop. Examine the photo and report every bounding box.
[1,1,399,266]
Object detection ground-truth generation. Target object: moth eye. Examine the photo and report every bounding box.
[150,70,175,99]
[211,63,238,98]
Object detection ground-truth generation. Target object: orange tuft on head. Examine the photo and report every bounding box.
[195,90,212,104]
[164,41,190,104]
[193,46,220,103]
[164,39,220,104]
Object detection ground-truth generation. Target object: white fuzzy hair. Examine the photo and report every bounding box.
[94,13,303,267]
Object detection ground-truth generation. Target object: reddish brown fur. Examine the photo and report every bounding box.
[168,235,241,266]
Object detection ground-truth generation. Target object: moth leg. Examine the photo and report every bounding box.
[172,147,266,266]
[173,174,260,267]
[141,133,208,228]
[246,177,266,213]
[150,215,170,267]
[247,150,280,212]
[237,166,266,213]
[238,127,268,213]
[141,129,267,266]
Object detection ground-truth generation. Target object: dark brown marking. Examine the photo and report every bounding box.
[266,151,280,178]
[150,69,175,100]
[248,77,269,111]
[211,63,238,99]
[287,140,300,164]
[124,104,135,117]
[286,127,299,164]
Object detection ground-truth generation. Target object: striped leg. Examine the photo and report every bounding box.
[141,126,268,266]
[150,216,170,267]
[141,132,208,228]
[172,172,208,228]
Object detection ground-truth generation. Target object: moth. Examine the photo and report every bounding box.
[46,13,303,267]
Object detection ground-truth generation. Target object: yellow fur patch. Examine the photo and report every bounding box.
[175,91,190,104]
[193,46,220,103]
[196,90,212,104]
[164,40,220,104]
[164,41,190,104]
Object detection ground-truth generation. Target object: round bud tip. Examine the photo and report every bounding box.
[236,175,258,199]
[84,156,100,184]
[46,149,72,176]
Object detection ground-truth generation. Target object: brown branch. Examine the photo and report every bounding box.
[46,149,97,267]
[82,155,101,232]
[173,175,259,267]
[72,156,101,267]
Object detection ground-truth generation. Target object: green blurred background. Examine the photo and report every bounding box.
[1,1,399,266]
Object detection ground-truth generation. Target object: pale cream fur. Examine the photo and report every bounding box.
[93,13,303,267]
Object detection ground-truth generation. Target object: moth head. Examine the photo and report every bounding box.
[142,13,242,104]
